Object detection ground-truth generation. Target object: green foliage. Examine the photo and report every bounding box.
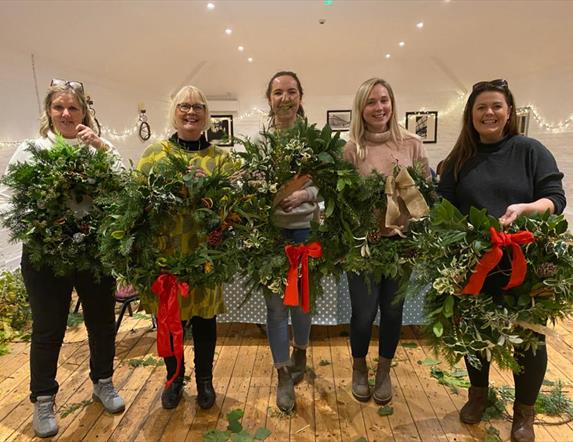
[377,405,394,416]
[233,119,348,304]
[430,367,470,393]
[410,200,573,372]
[400,342,418,349]
[66,311,84,328]
[99,152,241,303]
[59,399,93,418]
[203,409,271,442]
[417,358,440,366]
[535,380,573,416]
[127,356,165,367]
[318,359,331,366]
[0,269,30,355]
[1,136,123,277]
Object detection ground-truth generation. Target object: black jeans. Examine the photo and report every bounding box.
[348,272,404,359]
[164,316,217,382]
[22,251,116,401]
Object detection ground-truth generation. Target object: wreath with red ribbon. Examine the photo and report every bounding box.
[409,199,573,372]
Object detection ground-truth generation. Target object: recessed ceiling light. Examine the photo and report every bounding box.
[207,2,215,10]
[385,53,391,59]
[225,28,232,35]
[416,22,424,29]
[238,46,244,52]
[399,41,405,47]
[248,57,253,63]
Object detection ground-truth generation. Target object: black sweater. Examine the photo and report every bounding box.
[438,135,566,217]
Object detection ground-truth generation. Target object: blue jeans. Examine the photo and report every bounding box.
[265,228,312,368]
[348,272,403,359]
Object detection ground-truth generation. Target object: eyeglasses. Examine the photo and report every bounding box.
[472,79,508,91]
[176,102,206,113]
[50,78,85,93]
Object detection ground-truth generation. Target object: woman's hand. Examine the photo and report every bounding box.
[279,189,309,212]
[76,124,108,151]
[499,198,556,226]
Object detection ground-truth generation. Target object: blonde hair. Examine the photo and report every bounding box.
[168,85,211,132]
[349,78,413,160]
[39,85,96,137]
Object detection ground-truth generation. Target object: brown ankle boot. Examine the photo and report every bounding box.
[459,386,488,424]
[511,401,535,442]
[373,357,393,405]
[352,357,371,402]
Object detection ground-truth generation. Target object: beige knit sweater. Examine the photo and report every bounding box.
[343,129,430,236]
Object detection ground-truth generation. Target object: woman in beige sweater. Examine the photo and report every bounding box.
[343,78,430,404]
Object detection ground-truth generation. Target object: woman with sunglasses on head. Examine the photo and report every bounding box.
[438,79,565,442]
[259,71,319,413]
[343,78,431,405]
[137,85,231,411]
[0,79,124,438]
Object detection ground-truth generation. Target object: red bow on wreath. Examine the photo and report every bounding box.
[462,227,535,295]
[283,242,323,313]
[151,273,189,387]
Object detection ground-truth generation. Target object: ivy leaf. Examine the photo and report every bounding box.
[378,405,394,416]
[432,321,444,337]
[443,295,455,318]
[317,151,334,164]
[468,207,491,231]
[230,431,253,442]
[203,429,231,442]
[253,427,271,440]
[227,409,245,422]
[227,419,243,434]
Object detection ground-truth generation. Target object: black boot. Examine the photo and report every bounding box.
[161,377,184,409]
[196,377,216,409]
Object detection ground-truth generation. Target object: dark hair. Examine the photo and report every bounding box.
[442,80,519,179]
[265,71,305,119]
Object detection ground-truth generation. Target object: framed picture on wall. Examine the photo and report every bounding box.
[206,114,234,146]
[405,111,438,144]
[517,107,531,136]
[327,110,352,132]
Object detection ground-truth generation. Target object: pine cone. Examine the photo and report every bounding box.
[535,262,558,278]
[207,229,223,247]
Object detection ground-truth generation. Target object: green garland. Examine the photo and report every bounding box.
[233,119,355,304]
[409,199,573,372]
[99,153,241,302]
[1,136,122,277]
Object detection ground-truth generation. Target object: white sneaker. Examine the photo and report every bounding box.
[33,395,58,438]
[92,377,125,413]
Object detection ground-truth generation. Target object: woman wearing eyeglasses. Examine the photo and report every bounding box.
[137,85,230,411]
[439,79,565,442]
[0,80,124,438]
[343,78,430,405]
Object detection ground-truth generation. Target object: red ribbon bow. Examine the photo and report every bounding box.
[151,273,189,387]
[462,227,535,295]
[283,242,323,313]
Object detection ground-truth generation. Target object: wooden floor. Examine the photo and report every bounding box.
[2,312,573,442]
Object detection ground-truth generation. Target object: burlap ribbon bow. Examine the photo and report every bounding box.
[384,167,429,236]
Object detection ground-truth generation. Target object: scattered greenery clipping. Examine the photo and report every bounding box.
[59,399,93,418]
[203,408,271,441]
[127,356,165,368]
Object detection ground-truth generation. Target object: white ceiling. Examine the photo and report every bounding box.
[1,0,573,119]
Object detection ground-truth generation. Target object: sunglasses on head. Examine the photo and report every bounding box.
[50,78,85,94]
[472,79,508,92]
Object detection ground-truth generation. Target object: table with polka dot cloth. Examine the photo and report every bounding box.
[219,273,428,325]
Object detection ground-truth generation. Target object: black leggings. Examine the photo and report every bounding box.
[348,272,404,359]
[22,251,116,401]
[465,338,547,406]
[164,316,217,381]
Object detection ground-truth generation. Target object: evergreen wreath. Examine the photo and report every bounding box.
[1,136,122,277]
[99,153,242,302]
[409,199,573,372]
[233,119,356,305]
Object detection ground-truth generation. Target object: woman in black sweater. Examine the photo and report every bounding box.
[438,79,565,442]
